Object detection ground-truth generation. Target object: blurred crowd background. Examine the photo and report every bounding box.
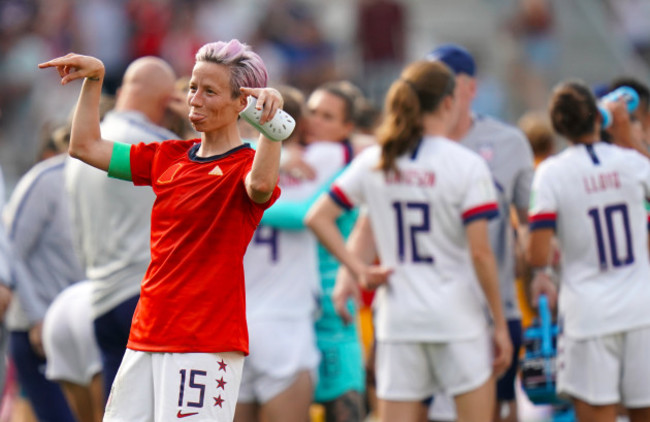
[1,0,650,194]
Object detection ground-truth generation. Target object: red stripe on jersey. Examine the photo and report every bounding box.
[529,212,557,231]
[462,202,499,220]
[529,212,557,223]
[330,185,354,209]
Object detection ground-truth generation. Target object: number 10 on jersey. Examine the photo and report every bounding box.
[587,203,634,270]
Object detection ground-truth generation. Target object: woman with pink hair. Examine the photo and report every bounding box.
[39,39,285,422]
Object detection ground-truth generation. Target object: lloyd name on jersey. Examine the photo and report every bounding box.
[583,171,620,194]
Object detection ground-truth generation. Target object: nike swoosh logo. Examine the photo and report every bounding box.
[177,410,199,418]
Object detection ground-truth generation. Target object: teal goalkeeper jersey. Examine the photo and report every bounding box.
[314,207,359,339]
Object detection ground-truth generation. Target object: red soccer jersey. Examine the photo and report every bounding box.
[126,140,280,354]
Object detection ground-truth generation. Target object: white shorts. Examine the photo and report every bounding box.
[238,318,319,403]
[104,349,244,422]
[557,326,650,407]
[375,332,492,401]
[42,281,102,385]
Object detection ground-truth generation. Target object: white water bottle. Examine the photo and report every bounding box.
[239,96,296,142]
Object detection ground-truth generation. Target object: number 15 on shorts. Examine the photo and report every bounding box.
[174,353,243,420]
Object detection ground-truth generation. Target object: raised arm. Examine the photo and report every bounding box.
[242,87,284,204]
[261,167,345,229]
[605,97,650,159]
[38,54,114,171]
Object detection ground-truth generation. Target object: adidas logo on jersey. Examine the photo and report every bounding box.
[209,165,223,176]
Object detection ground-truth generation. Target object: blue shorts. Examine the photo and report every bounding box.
[497,319,523,401]
[314,332,365,403]
[93,294,139,401]
[10,331,75,422]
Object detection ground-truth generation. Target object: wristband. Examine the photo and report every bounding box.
[107,142,132,181]
[532,265,556,280]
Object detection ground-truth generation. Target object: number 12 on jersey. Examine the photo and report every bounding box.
[392,201,433,263]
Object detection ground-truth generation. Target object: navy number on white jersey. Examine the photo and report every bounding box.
[392,201,433,263]
[253,226,279,262]
[178,369,206,408]
[587,203,634,270]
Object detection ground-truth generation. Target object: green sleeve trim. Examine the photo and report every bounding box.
[107,142,133,181]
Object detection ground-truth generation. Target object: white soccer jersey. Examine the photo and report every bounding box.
[462,114,534,319]
[243,142,350,320]
[330,136,498,342]
[529,142,650,339]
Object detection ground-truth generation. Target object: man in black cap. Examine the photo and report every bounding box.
[426,43,535,422]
